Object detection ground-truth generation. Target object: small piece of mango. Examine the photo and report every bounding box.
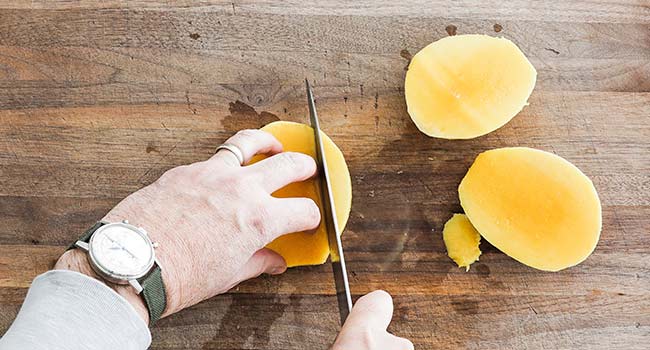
[442,214,482,271]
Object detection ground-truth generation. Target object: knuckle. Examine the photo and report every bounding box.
[158,165,190,184]
[235,129,257,140]
[227,173,246,188]
[359,327,377,349]
[257,129,275,140]
[223,173,250,196]
[275,152,307,172]
[276,152,299,168]
[248,204,272,238]
[249,215,266,237]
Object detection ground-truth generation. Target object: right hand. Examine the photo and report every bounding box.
[333,290,414,350]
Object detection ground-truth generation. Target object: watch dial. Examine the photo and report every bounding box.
[90,225,153,277]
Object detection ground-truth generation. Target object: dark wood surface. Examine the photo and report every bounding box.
[0,1,649,349]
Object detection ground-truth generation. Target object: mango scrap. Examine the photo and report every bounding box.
[459,147,601,271]
[254,121,352,267]
[405,34,536,139]
[443,214,482,271]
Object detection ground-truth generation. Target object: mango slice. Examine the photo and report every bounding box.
[405,34,536,139]
[443,214,482,271]
[254,121,352,267]
[459,147,601,271]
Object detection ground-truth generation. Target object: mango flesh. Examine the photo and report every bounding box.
[254,121,352,267]
[459,147,601,271]
[405,34,537,139]
[443,214,482,271]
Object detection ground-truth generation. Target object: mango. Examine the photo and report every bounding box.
[405,34,536,139]
[459,147,601,271]
[443,214,482,271]
[255,121,352,267]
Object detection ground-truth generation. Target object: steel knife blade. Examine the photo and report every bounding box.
[305,79,353,324]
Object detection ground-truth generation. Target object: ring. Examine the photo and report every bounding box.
[216,143,245,165]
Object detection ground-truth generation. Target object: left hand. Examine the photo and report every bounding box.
[55,129,321,324]
[332,290,414,350]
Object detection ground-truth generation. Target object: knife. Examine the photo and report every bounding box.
[305,79,353,324]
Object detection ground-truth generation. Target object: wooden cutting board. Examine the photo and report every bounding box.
[0,1,648,349]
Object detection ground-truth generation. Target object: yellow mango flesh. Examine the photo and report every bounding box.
[459,147,601,271]
[443,214,482,271]
[405,34,536,139]
[255,121,352,267]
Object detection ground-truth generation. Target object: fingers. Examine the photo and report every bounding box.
[211,129,283,167]
[263,197,321,239]
[334,291,413,350]
[239,248,287,281]
[346,290,395,331]
[247,152,317,193]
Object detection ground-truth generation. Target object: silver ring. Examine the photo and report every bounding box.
[216,143,245,165]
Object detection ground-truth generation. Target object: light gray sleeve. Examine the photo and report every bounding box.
[0,270,151,350]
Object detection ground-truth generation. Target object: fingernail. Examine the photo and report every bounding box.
[270,266,286,275]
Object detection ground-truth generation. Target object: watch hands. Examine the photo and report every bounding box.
[105,233,138,260]
[122,246,138,260]
[106,234,120,246]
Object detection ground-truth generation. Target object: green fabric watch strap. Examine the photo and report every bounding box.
[67,221,106,250]
[139,265,166,325]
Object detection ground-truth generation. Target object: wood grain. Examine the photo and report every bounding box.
[0,1,648,349]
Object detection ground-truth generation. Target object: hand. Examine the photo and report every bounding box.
[55,129,321,323]
[333,291,414,350]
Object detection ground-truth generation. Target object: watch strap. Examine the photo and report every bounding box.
[67,221,106,250]
[138,264,166,325]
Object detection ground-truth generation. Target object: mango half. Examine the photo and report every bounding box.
[405,34,536,139]
[459,147,601,271]
[255,121,352,267]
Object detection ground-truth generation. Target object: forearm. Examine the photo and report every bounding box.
[0,270,150,350]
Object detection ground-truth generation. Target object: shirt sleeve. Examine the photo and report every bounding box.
[0,270,151,350]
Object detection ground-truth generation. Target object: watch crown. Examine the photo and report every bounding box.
[152,242,160,249]
[122,219,129,224]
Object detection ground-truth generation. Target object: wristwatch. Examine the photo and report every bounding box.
[68,220,166,325]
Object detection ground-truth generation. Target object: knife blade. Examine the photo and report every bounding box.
[305,79,353,324]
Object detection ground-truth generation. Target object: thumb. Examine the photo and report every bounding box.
[335,291,414,350]
[343,290,395,331]
[239,248,287,281]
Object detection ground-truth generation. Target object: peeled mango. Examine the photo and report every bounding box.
[443,214,482,271]
[459,147,601,271]
[405,34,536,139]
[254,121,352,267]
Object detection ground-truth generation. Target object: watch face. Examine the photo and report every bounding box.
[89,223,154,279]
